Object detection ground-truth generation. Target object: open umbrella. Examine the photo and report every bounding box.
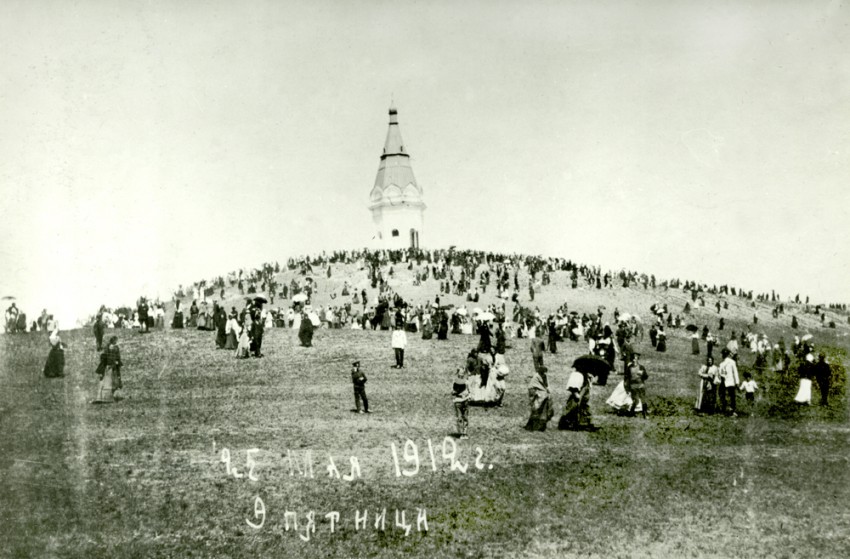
[801,334,814,341]
[685,324,699,333]
[456,308,468,316]
[478,312,496,321]
[1,295,15,301]
[292,293,308,303]
[618,312,632,322]
[572,355,611,377]
[472,307,483,316]
[253,296,268,305]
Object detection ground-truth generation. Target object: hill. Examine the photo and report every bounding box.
[2,248,849,558]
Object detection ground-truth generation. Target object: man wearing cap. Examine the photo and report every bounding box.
[351,361,369,414]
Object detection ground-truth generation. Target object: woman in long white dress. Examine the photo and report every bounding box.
[236,315,252,359]
[794,353,814,404]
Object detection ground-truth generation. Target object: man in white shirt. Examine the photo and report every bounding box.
[718,348,740,416]
[391,325,408,369]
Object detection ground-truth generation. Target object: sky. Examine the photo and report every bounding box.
[1,0,848,327]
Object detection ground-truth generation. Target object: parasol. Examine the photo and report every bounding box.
[685,324,699,333]
[456,308,468,316]
[572,355,611,377]
[801,334,813,341]
[478,312,496,321]
[472,307,483,316]
[292,293,308,303]
[253,296,268,305]
[618,312,632,322]
[1,295,16,301]
[632,314,643,323]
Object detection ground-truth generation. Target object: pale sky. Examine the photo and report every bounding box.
[1,0,848,326]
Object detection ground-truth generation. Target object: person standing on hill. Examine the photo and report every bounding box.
[391,324,407,368]
[655,327,667,352]
[351,361,369,413]
[437,310,449,340]
[452,368,470,438]
[93,336,121,403]
[225,311,239,350]
[813,353,831,406]
[298,310,314,347]
[138,298,149,333]
[794,353,814,405]
[524,366,553,431]
[625,353,648,418]
[718,348,740,416]
[215,306,227,349]
[547,316,558,354]
[530,337,545,372]
[93,313,105,352]
[477,320,492,355]
[43,330,66,378]
[495,322,506,355]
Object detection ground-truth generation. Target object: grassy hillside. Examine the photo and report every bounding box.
[2,257,849,558]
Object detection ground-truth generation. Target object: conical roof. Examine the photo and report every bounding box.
[382,104,406,157]
[370,106,424,209]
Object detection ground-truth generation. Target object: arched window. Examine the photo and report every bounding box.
[391,229,399,237]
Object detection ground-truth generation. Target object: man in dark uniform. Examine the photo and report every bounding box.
[351,361,369,413]
[138,298,149,333]
[813,353,831,406]
[93,313,105,351]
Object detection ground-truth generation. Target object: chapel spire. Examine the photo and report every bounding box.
[382,104,407,159]
[369,104,425,249]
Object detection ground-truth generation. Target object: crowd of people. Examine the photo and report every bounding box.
[19,247,845,427]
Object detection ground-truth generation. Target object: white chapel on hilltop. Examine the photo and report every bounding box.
[369,105,425,249]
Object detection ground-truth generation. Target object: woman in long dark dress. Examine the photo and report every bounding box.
[559,369,594,430]
[477,321,492,354]
[695,357,719,413]
[524,367,553,431]
[172,302,184,329]
[43,332,65,378]
[656,328,667,352]
[215,308,227,348]
[437,312,449,340]
[298,311,314,347]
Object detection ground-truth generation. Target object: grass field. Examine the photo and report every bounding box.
[2,266,849,558]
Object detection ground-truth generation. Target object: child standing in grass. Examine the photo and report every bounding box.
[739,372,758,415]
[452,368,470,439]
